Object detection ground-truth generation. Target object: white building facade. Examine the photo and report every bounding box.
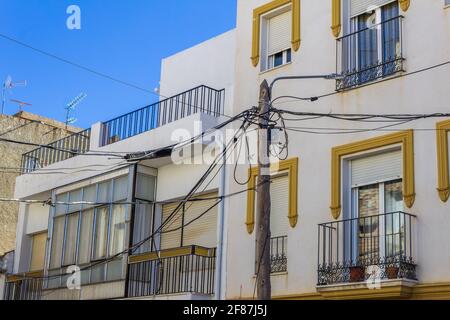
[225,0,450,300]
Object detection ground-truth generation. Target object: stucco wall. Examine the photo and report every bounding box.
[225,0,450,298]
[159,29,236,116]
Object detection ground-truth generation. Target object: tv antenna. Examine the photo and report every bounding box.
[1,76,27,114]
[10,99,32,112]
[65,93,87,128]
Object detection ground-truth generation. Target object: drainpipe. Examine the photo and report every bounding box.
[215,144,227,300]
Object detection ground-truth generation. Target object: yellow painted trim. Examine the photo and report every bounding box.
[436,120,450,202]
[6,270,43,282]
[246,158,299,234]
[331,131,415,219]
[253,282,450,300]
[251,0,301,67]
[331,0,341,38]
[399,0,411,11]
[128,246,215,264]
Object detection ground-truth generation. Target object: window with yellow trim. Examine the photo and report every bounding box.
[251,0,301,68]
[246,158,298,234]
[330,131,415,220]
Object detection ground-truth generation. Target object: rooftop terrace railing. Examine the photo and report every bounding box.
[101,85,225,146]
[20,128,91,174]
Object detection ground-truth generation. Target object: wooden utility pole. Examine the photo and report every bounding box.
[256,80,271,300]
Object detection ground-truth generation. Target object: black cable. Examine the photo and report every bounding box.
[270,60,450,105]
[0,32,236,120]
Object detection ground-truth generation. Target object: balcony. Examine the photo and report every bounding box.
[101,85,225,146]
[126,245,216,299]
[3,271,43,301]
[317,212,417,287]
[335,16,404,91]
[19,85,225,174]
[21,128,91,174]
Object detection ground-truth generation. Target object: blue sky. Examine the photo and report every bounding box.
[0,0,237,128]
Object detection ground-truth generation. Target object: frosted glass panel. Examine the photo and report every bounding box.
[135,174,156,201]
[93,207,109,260]
[78,209,94,264]
[68,189,82,213]
[50,216,65,268]
[63,213,79,266]
[113,176,128,201]
[55,193,68,216]
[97,181,111,203]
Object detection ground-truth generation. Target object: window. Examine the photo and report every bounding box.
[269,175,289,273]
[30,232,47,272]
[338,1,403,89]
[78,209,94,264]
[160,193,219,251]
[246,158,298,234]
[47,174,131,288]
[330,131,415,219]
[131,173,157,254]
[62,213,79,266]
[251,0,301,68]
[262,8,292,71]
[93,206,109,260]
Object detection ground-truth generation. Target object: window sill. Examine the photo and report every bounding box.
[260,62,292,76]
[316,279,418,300]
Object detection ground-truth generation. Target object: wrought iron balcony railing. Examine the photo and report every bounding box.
[317,212,417,286]
[2,271,43,301]
[336,16,404,91]
[101,85,225,146]
[20,128,91,174]
[126,245,216,298]
[270,236,287,273]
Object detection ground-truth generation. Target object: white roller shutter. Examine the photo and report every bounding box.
[160,202,183,250]
[270,175,289,237]
[351,150,402,187]
[268,10,292,55]
[183,192,218,248]
[350,0,395,17]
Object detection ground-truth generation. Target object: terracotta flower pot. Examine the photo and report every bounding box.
[349,266,365,282]
[386,266,400,279]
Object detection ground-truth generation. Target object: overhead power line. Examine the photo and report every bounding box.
[270,60,450,105]
[0,32,236,120]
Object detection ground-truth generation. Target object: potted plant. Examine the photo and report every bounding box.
[386,266,400,279]
[349,265,366,282]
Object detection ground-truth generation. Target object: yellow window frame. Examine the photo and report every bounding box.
[246,158,298,234]
[251,0,301,67]
[330,131,415,219]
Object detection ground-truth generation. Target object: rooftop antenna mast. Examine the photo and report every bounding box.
[1,76,27,114]
[65,93,87,128]
[10,99,32,112]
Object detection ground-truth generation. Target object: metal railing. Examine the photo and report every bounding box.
[3,273,43,301]
[101,85,225,146]
[126,246,216,298]
[336,16,404,91]
[317,211,417,286]
[270,236,287,273]
[21,128,91,174]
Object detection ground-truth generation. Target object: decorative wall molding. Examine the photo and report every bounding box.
[331,0,341,38]
[399,0,411,12]
[251,0,301,67]
[246,158,299,234]
[331,131,415,219]
[436,120,450,202]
